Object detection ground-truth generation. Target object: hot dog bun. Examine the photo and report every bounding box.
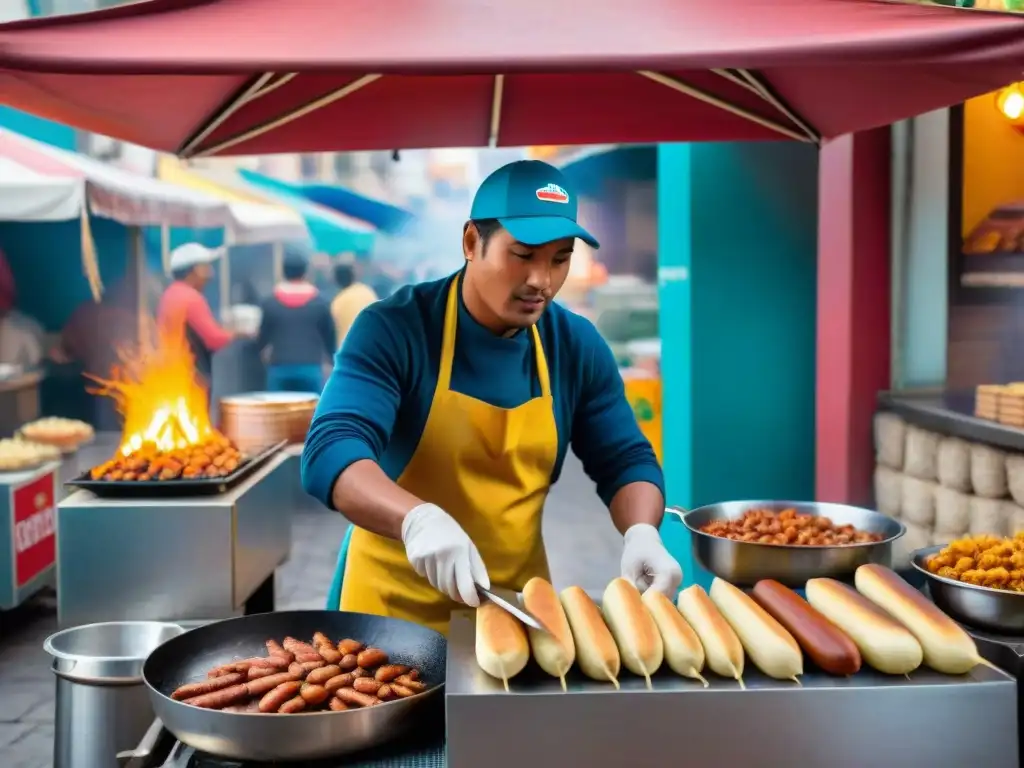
[806,578,922,675]
[602,579,664,688]
[855,564,982,675]
[475,603,529,691]
[642,589,707,686]
[677,584,744,686]
[710,578,803,682]
[559,586,620,687]
[522,577,576,690]
[752,579,861,676]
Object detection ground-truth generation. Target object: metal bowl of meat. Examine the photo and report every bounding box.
[680,501,905,587]
[912,544,1024,634]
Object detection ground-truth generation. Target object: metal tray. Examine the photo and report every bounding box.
[64,441,286,498]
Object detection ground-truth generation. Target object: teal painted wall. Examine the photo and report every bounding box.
[657,142,819,589]
[0,107,77,150]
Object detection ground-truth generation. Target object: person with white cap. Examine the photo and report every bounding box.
[157,242,235,383]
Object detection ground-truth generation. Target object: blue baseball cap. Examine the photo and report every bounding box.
[469,160,600,249]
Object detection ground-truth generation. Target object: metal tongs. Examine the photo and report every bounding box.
[477,584,552,635]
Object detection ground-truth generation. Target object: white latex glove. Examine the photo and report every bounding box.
[401,503,490,606]
[621,523,683,596]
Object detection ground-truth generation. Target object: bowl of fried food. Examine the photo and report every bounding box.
[913,534,1024,634]
[681,501,904,586]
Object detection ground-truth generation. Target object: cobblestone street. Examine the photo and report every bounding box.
[0,455,618,767]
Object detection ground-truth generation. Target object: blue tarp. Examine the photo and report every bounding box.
[239,168,416,236]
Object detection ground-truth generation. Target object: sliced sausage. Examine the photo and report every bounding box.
[259,681,301,713]
[752,579,861,676]
[172,672,244,700]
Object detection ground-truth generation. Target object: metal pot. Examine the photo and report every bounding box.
[219,392,318,453]
[44,621,184,768]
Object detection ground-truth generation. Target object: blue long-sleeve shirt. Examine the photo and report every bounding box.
[301,271,663,511]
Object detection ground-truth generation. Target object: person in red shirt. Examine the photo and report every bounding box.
[156,243,235,384]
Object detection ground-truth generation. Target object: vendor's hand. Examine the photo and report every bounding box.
[621,523,682,596]
[401,503,490,606]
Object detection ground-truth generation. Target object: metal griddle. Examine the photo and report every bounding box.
[65,441,285,498]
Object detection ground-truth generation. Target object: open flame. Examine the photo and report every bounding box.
[88,318,222,457]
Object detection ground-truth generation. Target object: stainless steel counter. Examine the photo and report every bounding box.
[445,610,1019,768]
[56,451,292,628]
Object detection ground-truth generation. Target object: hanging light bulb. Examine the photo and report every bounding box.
[996,83,1024,122]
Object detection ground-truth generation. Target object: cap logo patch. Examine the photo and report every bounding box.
[536,183,569,204]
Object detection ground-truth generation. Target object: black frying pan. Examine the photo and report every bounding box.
[143,610,446,762]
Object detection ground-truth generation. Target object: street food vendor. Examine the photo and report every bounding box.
[157,243,236,384]
[302,160,681,634]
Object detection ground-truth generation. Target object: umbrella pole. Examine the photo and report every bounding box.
[489,74,505,148]
[636,70,811,143]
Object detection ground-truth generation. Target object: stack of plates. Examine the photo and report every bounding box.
[976,384,1003,420]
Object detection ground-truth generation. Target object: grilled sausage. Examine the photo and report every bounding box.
[208,661,251,678]
[403,669,420,681]
[246,656,290,670]
[325,673,354,693]
[312,632,332,648]
[247,666,278,681]
[376,684,395,701]
[259,681,302,713]
[283,637,319,656]
[335,687,380,708]
[185,683,249,709]
[306,665,342,685]
[279,695,306,713]
[266,638,294,663]
[394,675,426,693]
[337,639,364,656]
[245,671,301,697]
[353,677,382,695]
[357,648,388,668]
[317,646,342,664]
[299,660,325,672]
[351,667,370,679]
[295,651,325,664]
[855,564,983,674]
[374,665,409,683]
[300,683,330,705]
[390,683,416,698]
[172,672,244,700]
[752,580,861,676]
[339,654,358,671]
[329,697,348,711]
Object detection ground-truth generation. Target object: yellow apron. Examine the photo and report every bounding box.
[340,275,558,634]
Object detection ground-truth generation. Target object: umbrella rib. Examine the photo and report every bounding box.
[711,68,761,94]
[249,73,299,103]
[489,74,505,148]
[734,69,820,144]
[179,72,276,158]
[189,74,383,158]
[636,70,810,143]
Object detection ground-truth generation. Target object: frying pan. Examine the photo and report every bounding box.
[143,610,446,761]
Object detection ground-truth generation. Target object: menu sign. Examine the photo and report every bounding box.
[11,473,55,588]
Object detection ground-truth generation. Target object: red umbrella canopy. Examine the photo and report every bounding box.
[1,0,1023,156]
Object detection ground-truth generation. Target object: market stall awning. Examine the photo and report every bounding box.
[189,167,376,254]
[157,156,310,245]
[237,169,416,235]
[0,154,83,221]
[0,128,232,229]
[1,0,1024,155]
